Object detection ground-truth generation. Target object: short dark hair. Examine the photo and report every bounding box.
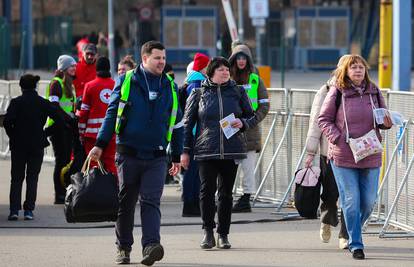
[206,57,230,78]
[141,40,165,56]
[119,55,136,69]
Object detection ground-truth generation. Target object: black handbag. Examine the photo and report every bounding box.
[294,167,321,219]
[65,157,119,223]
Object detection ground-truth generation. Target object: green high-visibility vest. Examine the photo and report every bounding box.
[115,70,178,142]
[246,73,259,111]
[46,77,75,126]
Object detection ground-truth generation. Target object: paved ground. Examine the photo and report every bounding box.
[1,159,414,267]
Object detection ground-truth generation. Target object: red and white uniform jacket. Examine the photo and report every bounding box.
[73,58,96,97]
[76,77,115,139]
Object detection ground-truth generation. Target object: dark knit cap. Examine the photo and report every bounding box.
[19,74,40,90]
[96,56,110,72]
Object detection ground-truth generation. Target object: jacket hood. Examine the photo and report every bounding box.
[186,70,206,83]
[228,44,254,73]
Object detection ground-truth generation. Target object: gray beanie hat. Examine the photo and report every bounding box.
[57,55,76,71]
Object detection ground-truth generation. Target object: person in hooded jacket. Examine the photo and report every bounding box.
[73,43,97,98]
[46,55,77,204]
[181,57,259,250]
[77,56,116,174]
[304,70,348,248]
[4,74,64,220]
[228,44,269,212]
[179,53,210,217]
[318,55,392,260]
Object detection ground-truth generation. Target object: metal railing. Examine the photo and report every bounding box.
[1,79,414,237]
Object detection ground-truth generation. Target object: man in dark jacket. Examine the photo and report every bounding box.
[89,41,183,266]
[4,74,64,221]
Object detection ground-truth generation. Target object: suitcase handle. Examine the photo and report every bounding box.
[81,156,108,175]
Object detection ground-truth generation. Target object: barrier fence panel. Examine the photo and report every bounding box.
[375,92,414,237]
[250,88,288,203]
[1,79,414,235]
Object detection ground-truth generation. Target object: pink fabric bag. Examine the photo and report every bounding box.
[294,166,321,187]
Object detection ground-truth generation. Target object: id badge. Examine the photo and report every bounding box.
[149,91,158,101]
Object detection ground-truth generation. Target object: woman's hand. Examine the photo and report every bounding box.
[231,118,243,129]
[383,113,393,128]
[304,154,314,168]
[180,153,190,170]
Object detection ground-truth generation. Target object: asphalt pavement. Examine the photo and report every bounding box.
[1,159,414,267]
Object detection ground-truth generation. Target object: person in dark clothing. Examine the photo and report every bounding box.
[89,41,183,266]
[46,55,77,204]
[179,53,209,217]
[4,74,64,220]
[181,57,259,250]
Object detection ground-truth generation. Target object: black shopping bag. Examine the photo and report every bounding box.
[294,167,321,219]
[65,157,119,223]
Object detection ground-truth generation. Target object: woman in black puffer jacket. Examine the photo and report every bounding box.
[181,57,259,250]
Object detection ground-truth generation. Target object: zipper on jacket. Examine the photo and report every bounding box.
[217,85,224,159]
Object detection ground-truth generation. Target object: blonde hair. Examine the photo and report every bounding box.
[332,54,373,89]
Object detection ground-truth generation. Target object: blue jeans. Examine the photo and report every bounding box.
[330,161,379,252]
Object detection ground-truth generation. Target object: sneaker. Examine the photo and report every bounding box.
[320,223,331,243]
[115,249,130,265]
[141,243,164,266]
[339,238,349,249]
[352,249,365,260]
[7,211,18,221]
[24,210,34,220]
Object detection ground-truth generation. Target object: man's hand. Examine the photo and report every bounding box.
[89,146,103,161]
[304,154,314,168]
[180,153,190,170]
[169,162,181,176]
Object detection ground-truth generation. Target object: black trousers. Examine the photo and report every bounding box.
[9,149,44,211]
[50,128,73,199]
[198,159,238,235]
[320,155,348,239]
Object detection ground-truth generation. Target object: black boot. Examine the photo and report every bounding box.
[217,234,231,249]
[182,201,200,217]
[200,229,215,249]
[232,194,252,213]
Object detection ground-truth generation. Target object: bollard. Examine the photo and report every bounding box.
[257,65,271,88]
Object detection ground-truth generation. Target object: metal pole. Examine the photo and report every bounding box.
[3,0,12,22]
[378,0,392,88]
[20,0,33,69]
[392,0,411,91]
[108,0,116,77]
[255,26,264,66]
[237,0,244,41]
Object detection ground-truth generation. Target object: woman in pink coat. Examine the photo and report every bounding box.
[318,55,392,260]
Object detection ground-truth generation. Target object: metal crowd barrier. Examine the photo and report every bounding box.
[1,79,414,237]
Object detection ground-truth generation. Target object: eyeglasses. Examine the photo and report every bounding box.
[85,52,96,56]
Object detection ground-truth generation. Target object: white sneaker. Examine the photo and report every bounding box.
[320,223,331,243]
[339,238,348,249]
